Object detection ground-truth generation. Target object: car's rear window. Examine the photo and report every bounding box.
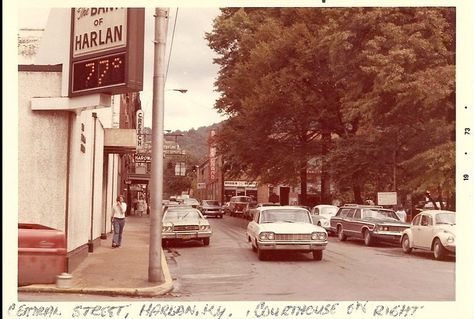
[321,207,338,215]
[203,200,219,206]
[233,196,252,202]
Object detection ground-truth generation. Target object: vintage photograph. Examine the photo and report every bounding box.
[7,3,473,318]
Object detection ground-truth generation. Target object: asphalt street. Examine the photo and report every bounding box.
[161,215,455,301]
[17,214,455,302]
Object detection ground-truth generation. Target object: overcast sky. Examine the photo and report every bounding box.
[18,7,225,131]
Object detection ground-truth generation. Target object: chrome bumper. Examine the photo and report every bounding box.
[162,231,212,239]
[257,241,327,251]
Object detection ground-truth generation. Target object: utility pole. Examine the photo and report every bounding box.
[149,7,169,283]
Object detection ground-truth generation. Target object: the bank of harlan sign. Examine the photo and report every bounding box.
[69,8,144,97]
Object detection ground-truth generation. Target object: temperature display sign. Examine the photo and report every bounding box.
[68,8,144,97]
[71,53,126,93]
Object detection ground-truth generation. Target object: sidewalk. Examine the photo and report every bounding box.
[18,216,173,297]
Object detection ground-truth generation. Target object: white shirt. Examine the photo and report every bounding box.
[396,210,407,222]
[113,202,127,219]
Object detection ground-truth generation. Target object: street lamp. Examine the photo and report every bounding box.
[166,88,188,93]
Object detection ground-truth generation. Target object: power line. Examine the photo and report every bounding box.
[165,7,179,83]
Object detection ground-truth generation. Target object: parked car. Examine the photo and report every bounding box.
[401,210,455,260]
[199,199,223,218]
[222,202,231,214]
[310,205,339,235]
[330,204,410,246]
[246,206,328,261]
[161,206,212,247]
[243,201,259,220]
[228,195,254,217]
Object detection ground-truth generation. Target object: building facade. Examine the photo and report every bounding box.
[18,13,140,272]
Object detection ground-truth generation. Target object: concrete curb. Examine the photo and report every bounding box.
[18,250,173,297]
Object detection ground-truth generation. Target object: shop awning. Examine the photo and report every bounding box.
[128,173,150,184]
[104,129,136,154]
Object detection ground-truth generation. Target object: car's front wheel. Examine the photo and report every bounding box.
[312,250,323,261]
[257,247,267,260]
[251,238,257,252]
[363,229,373,246]
[202,237,210,246]
[337,226,347,241]
[433,238,447,260]
[401,235,412,253]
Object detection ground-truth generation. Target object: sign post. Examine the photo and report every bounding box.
[148,8,169,283]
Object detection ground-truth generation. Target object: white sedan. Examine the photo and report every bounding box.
[401,210,455,260]
[246,206,328,261]
[162,206,212,247]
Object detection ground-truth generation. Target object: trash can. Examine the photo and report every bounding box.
[18,223,67,286]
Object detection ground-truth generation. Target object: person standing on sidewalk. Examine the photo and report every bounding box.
[136,194,147,217]
[112,195,127,248]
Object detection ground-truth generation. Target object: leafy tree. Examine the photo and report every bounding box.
[326,8,455,204]
[206,8,455,206]
[207,8,349,204]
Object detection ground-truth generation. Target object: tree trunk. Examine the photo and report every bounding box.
[352,171,363,204]
[320,131,331,204]
[353,185,363,204]
[300,164,307,206]
[437,185,445,209]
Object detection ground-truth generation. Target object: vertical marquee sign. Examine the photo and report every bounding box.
[136,109,144,150]
[69,8,144,97]
[209,130,217,182]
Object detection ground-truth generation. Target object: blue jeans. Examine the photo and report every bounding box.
[112,218,125,246]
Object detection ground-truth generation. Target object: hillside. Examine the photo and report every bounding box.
[165,123,222,164]
[143,122,222,164]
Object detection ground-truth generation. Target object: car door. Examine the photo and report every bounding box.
[410,214,421,246]
[413,214,427,248]
[344,209,357,235]
[351,209,364,237]
[338,208,354,235]
[417,214,434,249]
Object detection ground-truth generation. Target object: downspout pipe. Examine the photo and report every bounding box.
[101,155,109,239]
[88,112,98,252]
[65,112,72,270]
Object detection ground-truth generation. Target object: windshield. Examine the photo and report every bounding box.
[321,207,338,216]
[203,200,219,206]
[164,209,201,220]
[260,209,311,224]
[362,209,399,220]
[435,213,455,225]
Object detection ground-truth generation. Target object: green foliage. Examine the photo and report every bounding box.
[206,8,455,203]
